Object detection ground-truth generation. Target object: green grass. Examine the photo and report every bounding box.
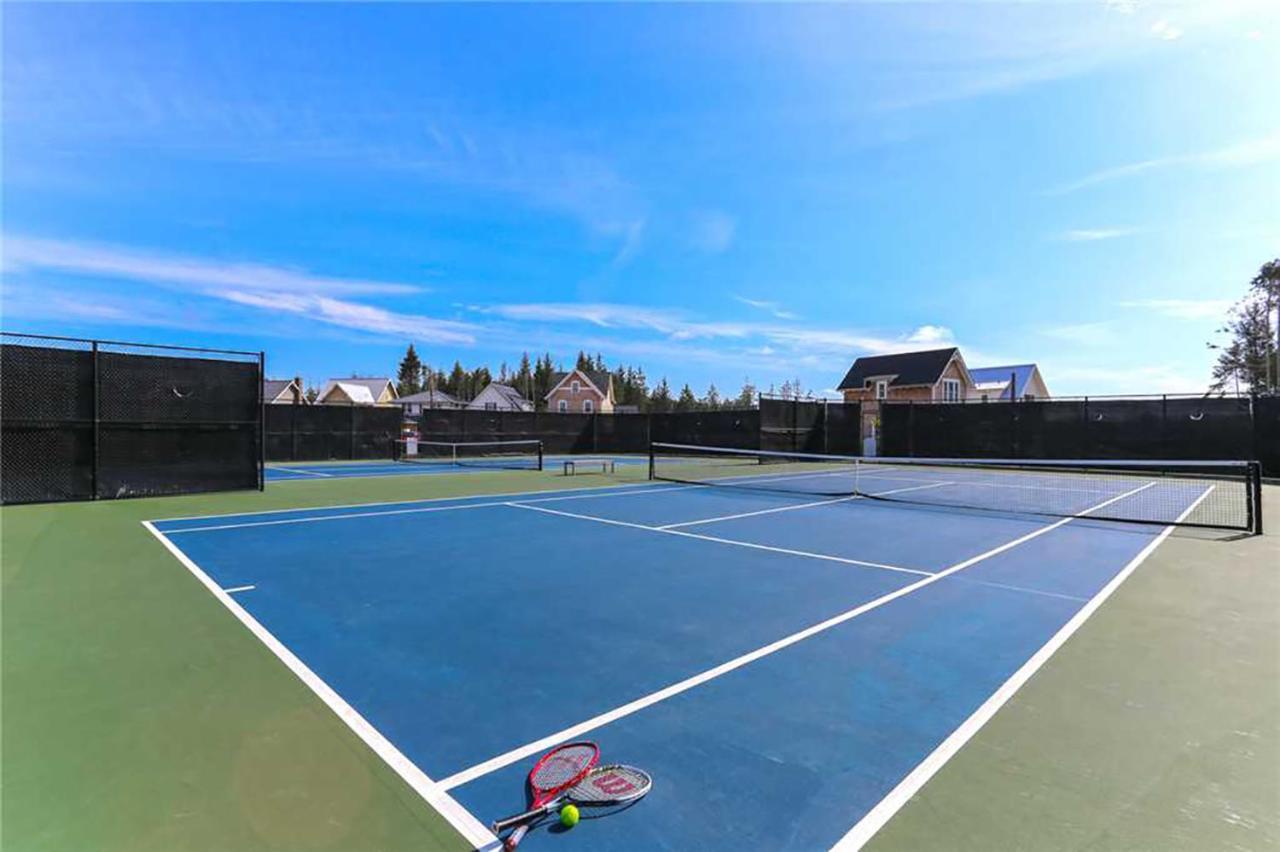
[3,469,1276,851]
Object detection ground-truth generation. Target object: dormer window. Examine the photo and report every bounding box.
[875,380,888,400]
[942,378,961,402]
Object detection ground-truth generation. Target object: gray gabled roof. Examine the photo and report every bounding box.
[398,389,461,405]
[318,377,396,403]
[485,383,532,406]
[837,348,960,390]
[969,364,1043,399]
[263,379,298,402]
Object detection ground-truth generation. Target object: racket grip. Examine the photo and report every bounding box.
[492,803,551,833]
[504,823,530,850]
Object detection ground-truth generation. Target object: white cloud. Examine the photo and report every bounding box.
[1120,298,1233,320]
[1057,227,1140,242]
[1053,130,1280,193]
[1150,19,1184,40]
[4,234,477,344]
[735,296,799,321]
[689,211,737,254]
[907,325,954,344]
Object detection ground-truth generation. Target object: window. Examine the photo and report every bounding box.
[571,381,580,394]
[558,399,568,412]
[942,379,961,402]
[583,399,594,414]
[485,402,497,411]
[875,380,888,400]
[1023,393,1036,401]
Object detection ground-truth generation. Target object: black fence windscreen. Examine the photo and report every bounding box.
[881,395,1279,477]
[761,398,862,455]
[1,332,263,505]
[415,406,790,455]
[265,404,401,462]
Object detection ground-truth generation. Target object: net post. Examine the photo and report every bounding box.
[537,441,544,471]
[1249,461,1263,535]
[258,351,266,491]
[648,443,656,480]
[91,340,100,500]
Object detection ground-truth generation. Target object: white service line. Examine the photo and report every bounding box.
[222,584,257,594]
[830,481,1207,850]
[508,502,930,577]
[438,480,1157,793]
[266,465,333,478]
[141,522,497,849]
[657,481,954,530]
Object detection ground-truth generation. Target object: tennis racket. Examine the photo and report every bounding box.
[495,741,599,850]
[493,763,652,838]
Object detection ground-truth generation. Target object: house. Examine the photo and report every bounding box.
[263,378,307,405]
[837,347,974,405]
[967,364,1050,401]
[545,369,615,414]
[397,389,464,416]
[316,377,398,406]
[836,348,976,454]
[467,382,534,412]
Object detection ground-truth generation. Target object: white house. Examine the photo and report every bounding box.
[398,389,464,416]
[263,378,307,405]
[316,377,398,406]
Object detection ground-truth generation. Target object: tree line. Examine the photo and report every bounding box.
[392,346,764,412]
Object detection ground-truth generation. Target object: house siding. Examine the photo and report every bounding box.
[546,369,614,413]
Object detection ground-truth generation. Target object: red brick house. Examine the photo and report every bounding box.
[545,369,615,414]
[836,347,975,454]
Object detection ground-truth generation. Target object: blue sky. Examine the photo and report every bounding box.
[3,1,1277,397]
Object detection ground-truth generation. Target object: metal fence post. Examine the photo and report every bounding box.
[92,340,100,500]
[258,351,266,490]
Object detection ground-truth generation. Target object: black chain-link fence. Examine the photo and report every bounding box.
[265,404,401,461]
[1,332,263,504]
[880,395,1280,476]
[415,401,858,456]
[760,397,863,454]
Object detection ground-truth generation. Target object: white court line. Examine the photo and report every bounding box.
[158,483,696,534]
[437,480,1158,792]
[151,478,671,523]
[141,521,499,850]
[222,584,257,594]
[266,465,333,478]
[508,502,931,577]
[831,482,1210,850]
[658,481,953,530]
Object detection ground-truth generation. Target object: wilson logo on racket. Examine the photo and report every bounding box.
[589,772,638,794]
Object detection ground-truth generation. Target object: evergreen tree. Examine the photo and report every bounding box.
[735,380,757,408]
[395,344,423,396]
[516,353,534,401]
[498,361,510,383]
[576,350,593,371]
[675,383,698,411]
[305,384,319,404]
[649,378,674,412]
[471,366,493,396]
[1210,259,1280,394]
[704,383,721,409]
[533,353,557,409]
[446,361,468,399]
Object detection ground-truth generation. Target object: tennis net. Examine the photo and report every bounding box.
[649,442,1262,533]
[396,439,544,471]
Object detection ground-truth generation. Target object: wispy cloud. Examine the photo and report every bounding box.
[735,296,799,321]
[2,235,421,296]
[1056,227,1141,242]
[1150,19,1184,41]
[1120,298,1233,320]
[1041,321,1114,346]
[1053,130,1280,193]
[3,234,477,344]
[689,211,737,254]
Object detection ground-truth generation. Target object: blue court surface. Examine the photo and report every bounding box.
[266,454,646,481]
[147,464,1210,850]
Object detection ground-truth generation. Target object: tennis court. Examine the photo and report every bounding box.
[267,454,646,482]
[143,448,1260,850]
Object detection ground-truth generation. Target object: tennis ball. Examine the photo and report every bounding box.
[559,804,580,828]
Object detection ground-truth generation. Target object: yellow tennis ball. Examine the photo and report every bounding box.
[559,804,580,828]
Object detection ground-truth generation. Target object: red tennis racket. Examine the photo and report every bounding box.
[494,741,599,849]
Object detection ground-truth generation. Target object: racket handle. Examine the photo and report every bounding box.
[491,802,553,833]
[504,823,530,850]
